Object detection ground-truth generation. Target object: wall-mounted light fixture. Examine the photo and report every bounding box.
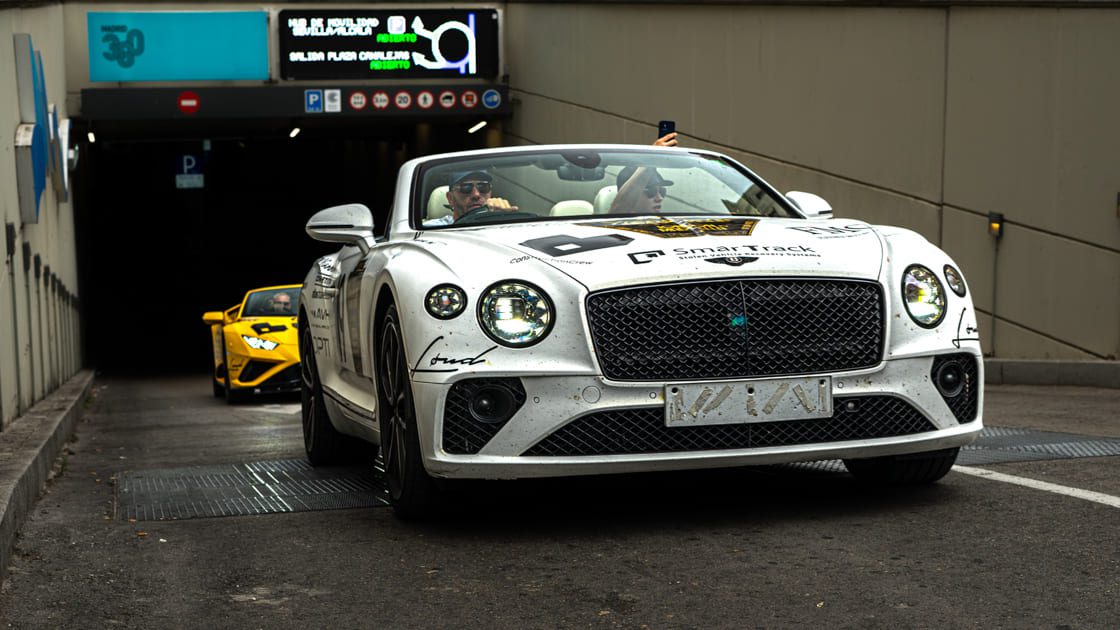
[468,121,487,134]
[87,131,95,143]
[987,212,1004,241]
[289,127,301,139]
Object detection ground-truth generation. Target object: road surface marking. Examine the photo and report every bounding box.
[953,465,1120,508]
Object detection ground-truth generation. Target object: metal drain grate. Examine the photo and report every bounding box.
[779,427,1120,471]
[960,426,1120,465]
[116,427,1120,520]
[116,459,388,521]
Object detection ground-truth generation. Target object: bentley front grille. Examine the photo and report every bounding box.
[586,278,884,381]
[523,395,934,456]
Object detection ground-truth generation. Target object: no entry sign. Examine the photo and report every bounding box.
[178,91,200,115]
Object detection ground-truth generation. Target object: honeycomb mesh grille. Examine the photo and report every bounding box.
[932,353,980,423]
[237,359,276,382]
[523,396,934,456]
[587,278,884,381]
[442,378,527,455]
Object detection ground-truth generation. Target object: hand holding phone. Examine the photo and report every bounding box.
[658,120,676,139]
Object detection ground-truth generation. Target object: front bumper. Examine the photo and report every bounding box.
[230,361,301,394]
[410,353,983,480]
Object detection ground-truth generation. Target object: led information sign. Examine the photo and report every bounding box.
[278,9,499,80]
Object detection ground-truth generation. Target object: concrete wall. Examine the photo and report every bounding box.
[0,3,83,429]
[504,3,1120,361]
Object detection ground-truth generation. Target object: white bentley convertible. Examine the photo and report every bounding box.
[298,144,983,517]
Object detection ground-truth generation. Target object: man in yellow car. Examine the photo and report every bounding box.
[268,291,294,315]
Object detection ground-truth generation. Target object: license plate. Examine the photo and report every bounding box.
[665,376,832,427]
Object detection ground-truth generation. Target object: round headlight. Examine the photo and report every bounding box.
[902,265,946,328]
[478,281,554,347]
[425,284,466,319]
[943,265,967,297]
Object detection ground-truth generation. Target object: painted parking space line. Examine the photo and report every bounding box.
[953,465,1120,509]
[254,403,301,415]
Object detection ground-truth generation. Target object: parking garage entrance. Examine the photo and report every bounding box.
[73,107,506,374]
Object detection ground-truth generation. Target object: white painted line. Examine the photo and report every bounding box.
[953,465,1120,508]
[255,403,301,415]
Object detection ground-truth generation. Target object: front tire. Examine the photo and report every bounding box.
[300,319,348,465]
[222,341,246,404]
[378,305,438,518]
[843,447,960,485]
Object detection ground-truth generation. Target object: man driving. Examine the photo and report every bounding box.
[267,291,293,315]
[426,170,519,226]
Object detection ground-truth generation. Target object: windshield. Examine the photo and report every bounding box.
[241,288,297,317]
[414,148,799,229]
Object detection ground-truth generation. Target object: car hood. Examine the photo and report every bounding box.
[435,216,885,291]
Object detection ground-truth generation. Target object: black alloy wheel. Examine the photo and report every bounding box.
[300,320,346,465]
[378,305,437,518]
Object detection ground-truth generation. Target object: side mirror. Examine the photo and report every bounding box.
[202,311,225,325]
[306,203,376,254]
[785,191,834,219]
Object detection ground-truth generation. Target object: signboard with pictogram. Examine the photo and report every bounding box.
[80,85,512,119]
[178,91,200,114]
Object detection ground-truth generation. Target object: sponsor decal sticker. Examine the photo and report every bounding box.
[520,233,633,257]
[628,245,818,264]
[581,217,759,238]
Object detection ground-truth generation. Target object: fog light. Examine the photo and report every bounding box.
[469,386,516,424]
[934,360,966,398]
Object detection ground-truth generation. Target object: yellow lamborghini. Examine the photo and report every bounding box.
[202,284,301,403]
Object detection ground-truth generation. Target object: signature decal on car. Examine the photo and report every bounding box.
[786,224,874,239]
[628,245,818,264]
[510,254,593,266]
[582,217,759,239]
[519,234,633,257]
[952,308,981,349]
[413,335,499,374]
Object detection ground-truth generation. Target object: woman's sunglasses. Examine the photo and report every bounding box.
[643,185,668,199]
[455,181,492,194]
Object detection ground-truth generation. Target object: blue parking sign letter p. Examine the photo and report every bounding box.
[305,89,323,113]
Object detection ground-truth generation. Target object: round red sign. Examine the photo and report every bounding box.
[178,91,200,115]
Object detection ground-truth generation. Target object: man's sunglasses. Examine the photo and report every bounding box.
[455,181,492,194]
[643,185,668,199]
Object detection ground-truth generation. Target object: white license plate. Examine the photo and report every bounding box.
[665,376,832,427]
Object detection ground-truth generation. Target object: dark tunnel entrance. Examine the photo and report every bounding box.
[73,118,495,374]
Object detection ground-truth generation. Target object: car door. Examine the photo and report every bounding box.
[328,245,381,428]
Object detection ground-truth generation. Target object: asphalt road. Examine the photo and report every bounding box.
[0,375,1117,628]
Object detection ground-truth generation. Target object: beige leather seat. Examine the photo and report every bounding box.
[549,199,593,217]
[592,185,618,214]
[427,185,450,222]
